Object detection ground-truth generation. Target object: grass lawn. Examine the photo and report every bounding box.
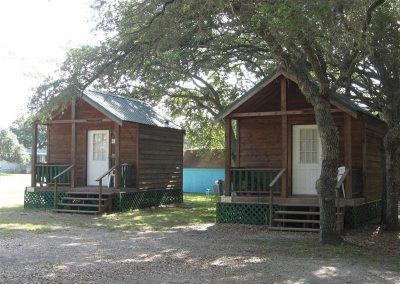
[0,174,30,211]
[0,190,216,236]
[0,174,216,235]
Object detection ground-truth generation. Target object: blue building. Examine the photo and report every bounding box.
[183,149,225,194]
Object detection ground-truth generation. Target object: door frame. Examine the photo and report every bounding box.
[86,128,111,186]
[288,124,322,197]
[288,121,316,196]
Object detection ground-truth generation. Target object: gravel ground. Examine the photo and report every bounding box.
[0,212,399,283]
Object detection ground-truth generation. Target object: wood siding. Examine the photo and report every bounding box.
[48,99,137,186]
[238,116,282,168]
[232,111,384,201]
[364,116,386,201]
[138,124,184,191]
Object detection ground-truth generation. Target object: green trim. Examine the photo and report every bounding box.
[24,190,65,209]
[216,202,278,225]
[216,200,382,229]
[111,188,183,212]
[344,200,382,229]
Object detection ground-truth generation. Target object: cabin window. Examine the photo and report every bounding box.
[299,128,318,164]
[93,133,107,161]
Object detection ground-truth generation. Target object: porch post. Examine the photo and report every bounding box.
[71,98,76,188]
[280,77,288,197]
[114,123,121,189]
[361,117,367,198]
[224,118,231,196]
[31,122,38,187]
[344,113,353,198]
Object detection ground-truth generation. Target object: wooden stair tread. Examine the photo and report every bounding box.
[58,203,100,208]
[269,226,319,232]
[66,191,113,195]
[52,209,98,214]
[279,204,320,207]
[275,210,320,215]
[273,218,320,223]
[62,197,107,201]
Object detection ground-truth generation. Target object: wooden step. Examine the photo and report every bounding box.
[273,218,320,224]
[275,210,320,215]
[52,209,98,214]
[58,203,100,208]
[269,226,320,232]
[66,191,112,195]
[62,197,107,201]
[280,204,320,207]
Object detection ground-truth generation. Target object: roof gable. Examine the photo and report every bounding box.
[218,70,378,120]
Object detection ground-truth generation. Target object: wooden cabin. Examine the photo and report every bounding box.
[216,70,386,231]
[25,90,184,214]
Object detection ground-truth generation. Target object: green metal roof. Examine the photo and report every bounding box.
[82,90,182,130]
[217,70,380,121]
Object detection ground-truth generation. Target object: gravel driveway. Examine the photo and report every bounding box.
[0,211,399,284]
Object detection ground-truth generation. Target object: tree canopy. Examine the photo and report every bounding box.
[10,115,47,149]
[0,129,28,165]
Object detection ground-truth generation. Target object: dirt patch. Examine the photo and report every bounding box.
[0,211,399,283]
[344,223,400,256]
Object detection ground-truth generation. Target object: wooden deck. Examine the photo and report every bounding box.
[26,186,138,194]
[221,195,366,207]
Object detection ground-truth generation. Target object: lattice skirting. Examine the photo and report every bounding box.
[217,201,382,229]
[24,190,65,209]
[112,188,183,212]
[344,200,382,229]
[216,202,277,225]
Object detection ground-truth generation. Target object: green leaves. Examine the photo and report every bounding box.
[0,129,28,165]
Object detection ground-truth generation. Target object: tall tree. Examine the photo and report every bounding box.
[350,1,400,230]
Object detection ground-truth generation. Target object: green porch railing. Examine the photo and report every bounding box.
[230,168,281,194]
[35,164,71,186]
[120,163,135,188]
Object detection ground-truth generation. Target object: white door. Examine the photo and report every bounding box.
[87,130,109,186]
[292,125,322,195]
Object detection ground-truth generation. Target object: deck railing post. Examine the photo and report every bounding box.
[54,180,58,209]
[335,168,349,234]
[269,185,273,227]
[99,179,103,213]
[335,187,342,234]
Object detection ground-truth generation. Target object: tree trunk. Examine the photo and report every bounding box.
[383,130,400,231]
[313,96,342,244]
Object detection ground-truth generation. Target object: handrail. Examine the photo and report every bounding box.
[52,165,75,181]
[52,164,74,209]
[269,168,286,188]
[335,168,350,234]
[269,168,286,228]
[96,165,118,182]
[96,164,118,214]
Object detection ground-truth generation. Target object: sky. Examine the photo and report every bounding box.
[0,0,100,128]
